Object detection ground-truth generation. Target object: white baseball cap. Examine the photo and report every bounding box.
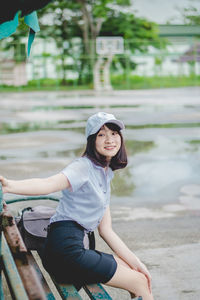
[86,112,125,138]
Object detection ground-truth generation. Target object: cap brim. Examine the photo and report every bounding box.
[89,119,125,137]
[104,119,125,130]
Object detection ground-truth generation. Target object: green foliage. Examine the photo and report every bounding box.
[101,12,166,52]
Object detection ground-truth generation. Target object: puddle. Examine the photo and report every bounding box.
[32,105,95,111]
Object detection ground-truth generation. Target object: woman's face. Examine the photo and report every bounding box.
[95,125,121,161]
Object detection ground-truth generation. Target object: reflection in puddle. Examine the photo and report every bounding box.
[127,123,200,129]
[112,167,135,196]
[32,105,95,111]
[38,148,85,159]
[0,121,85,135]
[32,104,140,111]
[0,156,8,160]
[56,148,85,158]
[185,140,200,152]
[189,140,200,144]
[125,140,155,155]
[0,122,43,134]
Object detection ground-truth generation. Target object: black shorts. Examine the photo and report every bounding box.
[42,221,117,288]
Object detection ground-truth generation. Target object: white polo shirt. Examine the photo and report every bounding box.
[50,156,114,231]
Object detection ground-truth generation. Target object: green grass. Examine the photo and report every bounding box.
[111,74,200,89]
[0,82,92,92]
[0,75,199,92]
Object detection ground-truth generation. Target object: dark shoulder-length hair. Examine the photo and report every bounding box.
[82,122,128,171]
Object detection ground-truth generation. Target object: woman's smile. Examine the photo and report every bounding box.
[104,146,115,150]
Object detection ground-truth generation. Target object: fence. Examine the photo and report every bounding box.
[0,38,200,89]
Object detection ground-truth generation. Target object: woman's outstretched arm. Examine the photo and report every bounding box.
[98,206,152,293]
[0,173,70,195]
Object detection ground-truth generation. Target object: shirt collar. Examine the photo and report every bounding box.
[85,156,113,177]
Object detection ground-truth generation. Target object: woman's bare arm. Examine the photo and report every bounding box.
[0,173,70,195]
[98,206,141,267]
[98,206,152,291]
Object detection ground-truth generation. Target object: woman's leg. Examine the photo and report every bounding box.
[113,256,137,298]
[105,256,154,300]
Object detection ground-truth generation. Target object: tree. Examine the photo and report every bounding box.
[176,0,200,25]
[38,0,134,83]
[38,0,165,85]
[101,11,165,51]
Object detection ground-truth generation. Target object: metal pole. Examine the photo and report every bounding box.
[94,55,104,91]
[103,54,113,91]
[0,183,4,300]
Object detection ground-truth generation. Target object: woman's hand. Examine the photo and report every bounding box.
[133,260,152,293]
[0,175,10,193]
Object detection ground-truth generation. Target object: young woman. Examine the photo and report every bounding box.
[0,112,154,300]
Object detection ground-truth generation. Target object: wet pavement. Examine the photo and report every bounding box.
[0,87,200,299]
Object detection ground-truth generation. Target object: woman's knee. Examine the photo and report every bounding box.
[113,258,148,289]
[134,272,149,293]
[106,263,148,293]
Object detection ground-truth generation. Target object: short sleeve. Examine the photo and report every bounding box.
[61,158,89,192]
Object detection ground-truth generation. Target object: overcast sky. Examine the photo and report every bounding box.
[131,0,200,24]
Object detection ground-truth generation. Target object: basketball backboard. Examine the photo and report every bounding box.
[96,36,124,55]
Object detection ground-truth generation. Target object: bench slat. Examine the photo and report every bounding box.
[27,251,56,300]
[29,250,82,300]
[52,279,82,300]
[84,283,112,300]
[2,211,47,300]
[2,233,29,300]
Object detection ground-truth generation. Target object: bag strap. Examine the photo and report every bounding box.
[21,207,33,214]
[88,231,95,250]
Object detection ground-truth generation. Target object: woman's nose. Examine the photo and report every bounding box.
[105,134,113,143]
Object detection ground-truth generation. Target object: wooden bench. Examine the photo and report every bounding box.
[0,185,142,299]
